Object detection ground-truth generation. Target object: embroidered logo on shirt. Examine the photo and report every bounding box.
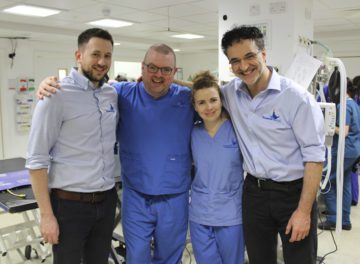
[106,104,115,112]
[262,110,280,122]
[174,101,188,108]
[223,138,238,148]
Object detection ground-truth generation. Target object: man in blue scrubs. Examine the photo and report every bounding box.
[37,44,193,264]
[112,44,193,263]
[220,26,325,264]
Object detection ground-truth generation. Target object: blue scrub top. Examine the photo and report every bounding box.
[190,120,243,226]
[113,81,194,195]
[332,98,360,158]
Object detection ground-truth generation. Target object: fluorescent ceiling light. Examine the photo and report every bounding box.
[3,5,61,17]
[87,19,133,28]
[173,49,180,52]
[172,34,204,39]
[114,42,121,46]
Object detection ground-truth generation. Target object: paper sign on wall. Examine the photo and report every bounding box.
[285,51,322,89]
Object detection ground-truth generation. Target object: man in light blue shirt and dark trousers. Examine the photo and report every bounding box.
[26,28,118,264]
[220,26,325,264]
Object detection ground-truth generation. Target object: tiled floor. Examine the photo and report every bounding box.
[317,199,360,264]
[1,198,360,263]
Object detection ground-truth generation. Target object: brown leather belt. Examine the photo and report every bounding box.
[51,188,111,203]
[246,173,303,192]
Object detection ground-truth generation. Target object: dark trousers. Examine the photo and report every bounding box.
[51,187,117,264]
[243,176,318,264]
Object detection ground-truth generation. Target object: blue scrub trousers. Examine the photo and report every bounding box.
[122,186,188,264]
[351,171,358,205]
[324,156,358,225]
[189,221,244,264]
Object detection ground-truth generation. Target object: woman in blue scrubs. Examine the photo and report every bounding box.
[320,76,360,231]
[189,71,245,264]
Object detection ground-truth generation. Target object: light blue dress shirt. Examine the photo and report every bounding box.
[221,69,325,181]
[190,120,243,226]
[26,68,118,192]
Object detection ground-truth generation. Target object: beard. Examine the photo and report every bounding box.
[82,68,107,83]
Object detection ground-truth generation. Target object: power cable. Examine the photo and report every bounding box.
[183,245,192,264]
[9,38,17,68]
[317,210,338,263]
[0,36,28,68]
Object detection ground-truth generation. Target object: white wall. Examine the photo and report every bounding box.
[218,0,314,81]
[0,39,78,159]
[336,57,360,80]
[0,39,34,159]
[178,51,218,81]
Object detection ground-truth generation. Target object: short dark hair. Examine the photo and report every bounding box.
[353,75,360,89]
[328,68,359,103]
[221,25,264,55]
[328,67,340,104]
[353,75,360,101]
[78,28,113,48]
[347,76,360,100]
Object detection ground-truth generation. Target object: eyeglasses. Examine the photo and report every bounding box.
[229,50,262,67]
[143,63,174,75]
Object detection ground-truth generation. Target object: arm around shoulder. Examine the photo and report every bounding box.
[36,76,60,99]
[173,79,193,88]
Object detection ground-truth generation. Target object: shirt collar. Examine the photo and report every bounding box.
[266,67,281,92]
[69,67,107,91]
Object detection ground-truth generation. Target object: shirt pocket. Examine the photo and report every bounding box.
[165,154,191,177]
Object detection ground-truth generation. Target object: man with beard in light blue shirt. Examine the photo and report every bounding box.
[26,28,118,264]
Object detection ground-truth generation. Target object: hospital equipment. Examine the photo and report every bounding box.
[311,40,348,232]
[318,102,336,190]
[0,158,50,263]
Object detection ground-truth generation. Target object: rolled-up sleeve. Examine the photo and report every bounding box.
[292,95,325,162]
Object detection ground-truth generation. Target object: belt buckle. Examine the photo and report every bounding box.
[257,178,266,188]
[91,193,96,203]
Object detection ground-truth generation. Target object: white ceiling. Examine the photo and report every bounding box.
[0,0,360,54]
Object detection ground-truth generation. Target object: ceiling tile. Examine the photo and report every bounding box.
[317,0,360,10]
